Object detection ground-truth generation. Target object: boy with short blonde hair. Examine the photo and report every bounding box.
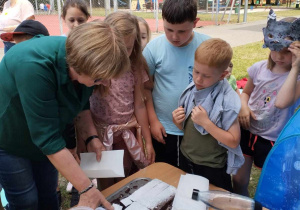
[172,38,244,191]
[195,38,233,67]
[143,0,210,168]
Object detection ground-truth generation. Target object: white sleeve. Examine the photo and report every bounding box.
[20,0,35,20]
[3,1,10,11]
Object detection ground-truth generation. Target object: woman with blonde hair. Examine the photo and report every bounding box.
[0,21,129,209]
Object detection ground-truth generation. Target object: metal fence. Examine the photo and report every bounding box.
[26,0,161,36]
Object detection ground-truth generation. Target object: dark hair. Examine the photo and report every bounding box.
[13,34,34,41]
[162,0,197,24]
[62,0,91,19]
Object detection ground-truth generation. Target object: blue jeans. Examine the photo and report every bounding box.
[0,148,59,210]
[3,42,15,54]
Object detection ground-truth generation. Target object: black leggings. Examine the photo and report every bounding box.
[152,134,183,168]
[179,151,233,192]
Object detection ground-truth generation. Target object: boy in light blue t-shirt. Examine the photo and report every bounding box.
[143,0,210,168]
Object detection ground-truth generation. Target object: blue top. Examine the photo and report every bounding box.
[143,32,210,135]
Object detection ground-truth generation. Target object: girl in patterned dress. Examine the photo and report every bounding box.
[90,12,155,190]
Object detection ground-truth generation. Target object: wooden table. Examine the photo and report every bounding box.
[102,162,268,210]
[102,162,223,197]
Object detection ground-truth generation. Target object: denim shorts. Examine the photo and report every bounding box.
[3,41,15,54]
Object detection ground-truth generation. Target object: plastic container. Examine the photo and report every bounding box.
[192,190,262,210]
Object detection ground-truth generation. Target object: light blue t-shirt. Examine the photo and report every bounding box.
[143,32,210,135]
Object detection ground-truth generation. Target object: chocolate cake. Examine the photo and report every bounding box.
[105,178,176,210]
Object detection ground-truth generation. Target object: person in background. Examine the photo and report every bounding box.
[137,16,151,50]
[39,3,45,10]
[62,0,90,36]
[0,21,129,210]
[225,62,241,96]
[143,0,210,168]
[0,20,49,44]
[0,0,35,53]
[173,38,243,191]
[232,13,300,196]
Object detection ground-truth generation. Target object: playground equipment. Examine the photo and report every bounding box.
[211,0,249,25]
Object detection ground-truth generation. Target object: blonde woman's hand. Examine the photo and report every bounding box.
[78,187,114,210]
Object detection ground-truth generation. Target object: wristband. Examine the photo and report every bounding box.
[78,182,94,195]
[85,135,99,147]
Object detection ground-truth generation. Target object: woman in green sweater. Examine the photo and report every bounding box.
[0,21,130,209]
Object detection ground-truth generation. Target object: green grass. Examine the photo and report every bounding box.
[198,8,300,23]
[59,175,71,209]
[232,41,270,80]
[249,167,262,198]
[90,7,300,23]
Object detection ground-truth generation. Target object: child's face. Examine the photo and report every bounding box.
[193,61,228,90]
[13,35,31,44]
[139,22,148,50]
[163,19,198,47]
[63,7,88,31]
[225,66,232,79]
[124,34,136,57]
[270,47,292,70]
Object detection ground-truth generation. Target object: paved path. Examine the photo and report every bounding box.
[194,19,266,47]
[149,18,266,48]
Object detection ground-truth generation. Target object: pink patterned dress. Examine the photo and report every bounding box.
[90,69,149,175]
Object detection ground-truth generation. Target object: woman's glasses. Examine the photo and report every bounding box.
[94,78,102,84]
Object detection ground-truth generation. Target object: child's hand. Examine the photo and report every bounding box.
[150,119,167,144]
[289,42,300,70]
[86,138,106,162]
[172,106,185,130]
[145,143,155,164]
[238,105,256,129]
[191,105,210,127]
